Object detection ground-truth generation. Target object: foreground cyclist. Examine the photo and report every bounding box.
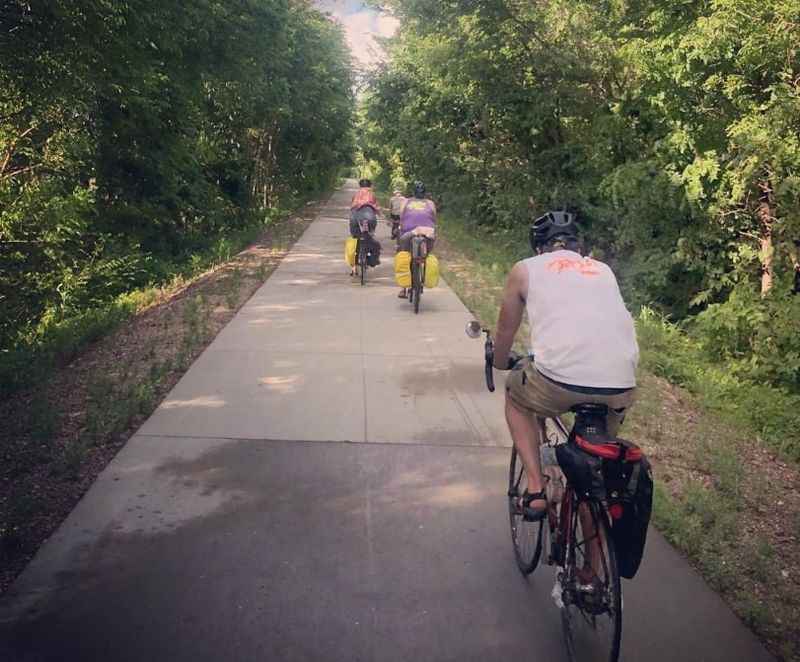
[492,212,639,530]
[397,180,436,298]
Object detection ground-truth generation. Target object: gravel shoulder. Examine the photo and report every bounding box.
[0,198,327,594]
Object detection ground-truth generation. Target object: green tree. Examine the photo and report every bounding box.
[362,0,800,389]
[0,0,355,390]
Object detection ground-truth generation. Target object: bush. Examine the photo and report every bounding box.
[0,297,139,397]
[689,284,800,392]
[637,307,800,461]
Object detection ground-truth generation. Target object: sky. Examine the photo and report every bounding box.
[314,1,399,67]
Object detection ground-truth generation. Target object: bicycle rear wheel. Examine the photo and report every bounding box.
[412,260,421,314]
[560,500,622,662]
[508,446,544,575]
[359,241,367,286]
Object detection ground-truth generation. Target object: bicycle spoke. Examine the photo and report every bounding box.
[513,465,524,494]
[508,448,543,575]
[560,501,622,662]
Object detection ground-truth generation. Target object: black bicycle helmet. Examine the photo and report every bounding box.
[413,181,426,198]
[529,211,579,252]
[359,178,372,188]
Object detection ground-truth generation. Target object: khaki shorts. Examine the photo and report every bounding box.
[506,363,636,435]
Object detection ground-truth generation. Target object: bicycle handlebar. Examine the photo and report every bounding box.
[482,333,529,393]
[484,336,495,392]
[469,323,530,392]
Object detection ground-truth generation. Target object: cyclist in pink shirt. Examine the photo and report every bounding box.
[350,178,379,237]
[348,178,382,276]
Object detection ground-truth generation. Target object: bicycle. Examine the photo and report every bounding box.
[408,234,429,314]
[354,217,375,287]
[466,320,636,662]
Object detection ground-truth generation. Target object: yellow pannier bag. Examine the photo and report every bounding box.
[394,251,412,287]
[345,237,357,267]
[424,254,440,288]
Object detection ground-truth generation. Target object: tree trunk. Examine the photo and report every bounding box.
[790,240,800,295]
[758,182,774,297]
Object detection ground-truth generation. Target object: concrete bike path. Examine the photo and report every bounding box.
[0,181,773,661]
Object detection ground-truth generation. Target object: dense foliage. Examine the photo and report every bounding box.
[0,0,354,391]
[362,0,800,392]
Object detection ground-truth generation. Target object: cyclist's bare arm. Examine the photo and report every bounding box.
[493,261,529,369]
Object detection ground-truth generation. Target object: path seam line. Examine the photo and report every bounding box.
[134,433,506,450]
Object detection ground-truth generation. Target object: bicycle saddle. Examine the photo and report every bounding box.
[571,403,610,439]
[570,403,609,416]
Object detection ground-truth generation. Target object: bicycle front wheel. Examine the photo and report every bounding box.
[412,262,422,314]
[508,446,544,575]
[561,500,622,662]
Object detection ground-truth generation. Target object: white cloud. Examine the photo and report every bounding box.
[315,1,399,67]
[344,10,374,65]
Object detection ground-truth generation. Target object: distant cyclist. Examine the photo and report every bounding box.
[397,181,436,298]
[350,178,379,236]
[389,189,406,241]
[349,178,381,275]
[492,211,639,526]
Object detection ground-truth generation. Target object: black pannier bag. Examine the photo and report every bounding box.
[556,428,653,580]
[610,455,653,579]
[556,441,605,500]
[366,236,381,267]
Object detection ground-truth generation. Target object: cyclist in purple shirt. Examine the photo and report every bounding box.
[397,181,436,298]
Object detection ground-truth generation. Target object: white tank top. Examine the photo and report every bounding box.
[523,250,639,388]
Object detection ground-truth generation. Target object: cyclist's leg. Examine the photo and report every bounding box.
[397,231,413,252]
[364,210,380,264]
[606,405,631,436]
[576,389,636,581]
[357,206,376,235]
[348,211,359,275]
[504,395,546,513]
[577,503,604,583]
[505,364,582,513]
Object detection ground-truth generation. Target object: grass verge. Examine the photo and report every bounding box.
[0,195,328,593]
[636,309,800,462]
[0,204,301,399]
[435,212,800,662]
